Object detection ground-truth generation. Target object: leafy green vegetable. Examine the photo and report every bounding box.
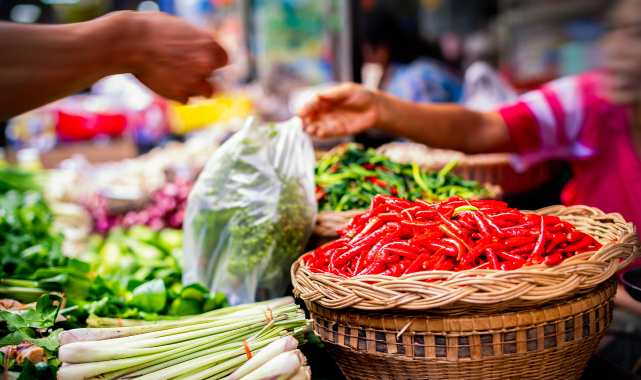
[0,293,62,351]
[17,359,58,380]
[315,143,489,211]
[131,279,166,313]
[0,191,65,279]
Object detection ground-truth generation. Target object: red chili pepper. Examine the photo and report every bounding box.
[380,247,419,260]
[438,212,464,235]
[547,223,564,233]
[472,212,492,237]
[379,263,399,276]
[387,198,415,209]
[558,235,595,253]
[378,212,402,222]
[409,230,445,245]
[354,249,367,274]
[365,230,401,265]
[543,216,561,225]
[459,217,478,231]
[350,218,383,244]
[543,253,563,266]
[485,217,507,238]
[471,200,509,208]
[478,207,510,214]
[560,221,574,233]
[376,254,401,263]
[442,195,465,205]
[495,249,524,264]
[332,266,350,278]
[503,236,536,248]
[460,242,491,267]
[546,233,566,253]
[528,216,547,260]
[333,242,371,267]
[492,220,517,228]
[485,248,500,270]
[381,241,422,252]
[359,205,389,223]
[490,213,523,222]
[316,238,351,254]
[435,260,455,271]
[502,228,528,238]
[498,262,511,271]
[372,178,388,188]
[328,164,340,173]
[403,252,433,275]
[440,206,456,219]
[566,231,588,243]
[316,190,325,201]
[442,237,465,260]
[401,220,441,228]
[509,243,535,255]
[439,224,472,255]
[424,240,458,257]
[415,199,435,209]
[416,210,439,219]
[358,261,386,275]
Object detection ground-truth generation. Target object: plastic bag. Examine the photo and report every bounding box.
[182,116,317,305]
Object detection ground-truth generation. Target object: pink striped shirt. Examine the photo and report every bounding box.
[498,71,641,227]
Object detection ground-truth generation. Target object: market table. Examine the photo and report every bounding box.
[581,355,640,380]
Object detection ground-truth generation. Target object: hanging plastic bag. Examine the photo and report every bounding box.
[182,116,317,305]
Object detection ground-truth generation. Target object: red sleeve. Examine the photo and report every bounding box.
[498,101,542,154]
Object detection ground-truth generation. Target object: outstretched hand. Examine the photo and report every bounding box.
[122,11,228,103]
[297,83,380,138]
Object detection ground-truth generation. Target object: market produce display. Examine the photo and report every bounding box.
[56,302,310,380]
[315,143,490,212]
[86,177,193,233]
[304,195,603,277]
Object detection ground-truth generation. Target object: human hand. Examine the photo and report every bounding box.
[297,82,380,138]
[112,11,228,104]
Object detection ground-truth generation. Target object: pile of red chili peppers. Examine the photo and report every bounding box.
[303,195,603,278]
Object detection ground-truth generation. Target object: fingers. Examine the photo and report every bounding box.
[297,96,322,119]
[190,79,214,99]
[208,40,228,70]
[317,83,356,102]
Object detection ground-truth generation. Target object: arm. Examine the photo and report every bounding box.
[297,83,512,154]
[0,11,228,121]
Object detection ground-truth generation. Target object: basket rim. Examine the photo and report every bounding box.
[293,205,641,311]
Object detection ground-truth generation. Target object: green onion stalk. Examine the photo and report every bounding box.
[84,297,295,328]
[57,303,310,380]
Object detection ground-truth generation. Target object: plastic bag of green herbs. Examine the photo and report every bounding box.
[182,117,316,305]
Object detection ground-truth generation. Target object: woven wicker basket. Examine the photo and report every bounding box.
[293,206,640,379]
[377,142,559,194]
[294,205,639,312]
[306,277,615,380]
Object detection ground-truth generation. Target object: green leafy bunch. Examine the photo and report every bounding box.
[0,293,64,379]
[0,191,65,277]
[315,143,488,211]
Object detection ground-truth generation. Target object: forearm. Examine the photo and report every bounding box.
[374,91,512,154]
[0,13,138,120]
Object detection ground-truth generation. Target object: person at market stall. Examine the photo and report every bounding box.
[361,10,461,104]
[298,0,641,370]
[0,10,228,121]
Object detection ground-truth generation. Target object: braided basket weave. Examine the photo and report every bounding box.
[306,278,615,380]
